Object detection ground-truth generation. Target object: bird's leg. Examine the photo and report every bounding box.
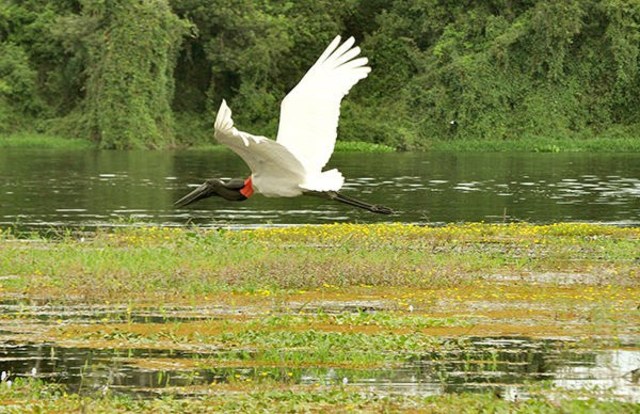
[307,191,394,215]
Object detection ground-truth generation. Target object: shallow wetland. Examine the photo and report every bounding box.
[0,223,638,412]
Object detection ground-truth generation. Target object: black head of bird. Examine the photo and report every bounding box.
[174,178,252,207]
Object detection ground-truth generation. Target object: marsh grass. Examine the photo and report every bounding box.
[1,223,638,301]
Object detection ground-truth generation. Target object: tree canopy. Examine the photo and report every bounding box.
[1,0,639,149]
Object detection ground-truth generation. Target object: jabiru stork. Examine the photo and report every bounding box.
[175,35,393,215]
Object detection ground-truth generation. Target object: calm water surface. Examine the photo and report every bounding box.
[1,149,639,229]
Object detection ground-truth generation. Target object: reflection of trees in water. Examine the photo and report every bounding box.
[3,152,640,230]
[407,337,600,392]
[0,337,636,398]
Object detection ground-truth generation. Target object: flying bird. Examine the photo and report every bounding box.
[175,35,393,214]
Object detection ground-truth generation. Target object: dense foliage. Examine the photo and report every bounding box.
[1,0,639,149]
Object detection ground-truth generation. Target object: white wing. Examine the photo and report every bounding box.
[214,100,308,196]
[276,35,371,173]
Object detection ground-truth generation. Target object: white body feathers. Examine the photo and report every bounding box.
[213,35,370,197]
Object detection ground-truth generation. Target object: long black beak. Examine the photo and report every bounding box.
[175,183,211,208]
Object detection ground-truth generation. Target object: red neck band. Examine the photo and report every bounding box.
[240,177,254,198]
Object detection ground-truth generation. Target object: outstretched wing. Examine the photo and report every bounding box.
[214,100,306,186]
[275,36,370,173]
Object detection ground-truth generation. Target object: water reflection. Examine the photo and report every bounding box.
[1,301,638,400]
[0,338,638,401]
[1,149,639,229]
[0,300,242,324]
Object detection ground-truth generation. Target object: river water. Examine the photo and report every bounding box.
[1,149,639,229]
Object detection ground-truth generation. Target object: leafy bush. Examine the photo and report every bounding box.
[2,0,640,149]
[0,42,40,132]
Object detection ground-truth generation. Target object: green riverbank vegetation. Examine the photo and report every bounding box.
[5,132,640,153]
[2,132,640,153]
[0,132,395,152]
[2,1,640,150]
[0,223,639,412]
[0,133,93,149]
